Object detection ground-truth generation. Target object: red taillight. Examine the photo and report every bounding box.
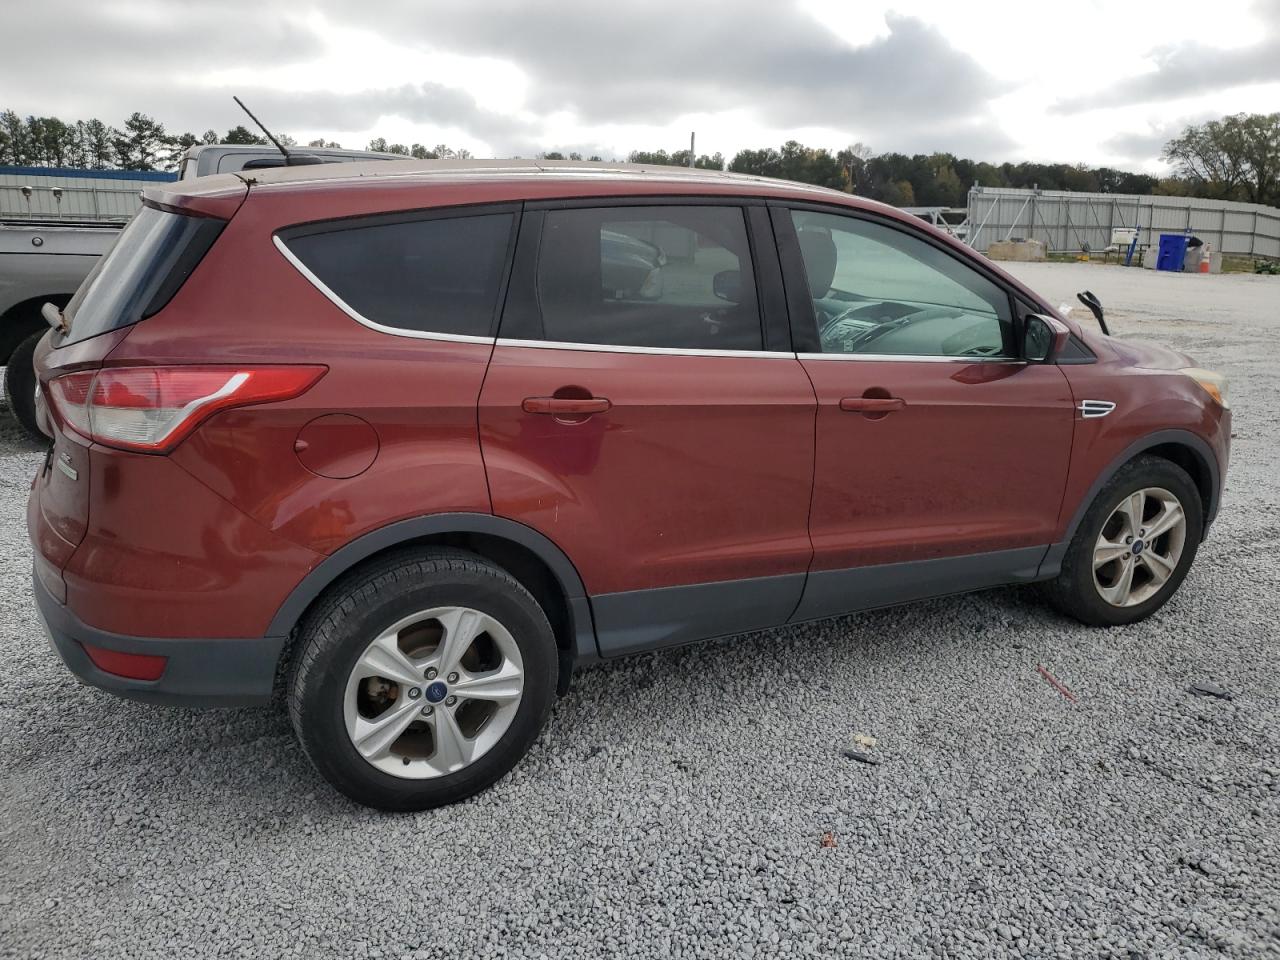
[81,643,167,681]
[47,371,96,439]
[47,365,326,453]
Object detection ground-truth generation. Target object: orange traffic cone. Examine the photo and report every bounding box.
[1199,243,1211,273]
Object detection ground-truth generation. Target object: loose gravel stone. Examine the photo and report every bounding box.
[1188,680,1233,700]
[841,749,882,765]
[0,262,1277,959]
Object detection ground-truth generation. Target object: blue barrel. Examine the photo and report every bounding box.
[1156,234,1190,271]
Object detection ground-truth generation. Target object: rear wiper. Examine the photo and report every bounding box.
[41,302,68,335]
[1076,290,1109,335]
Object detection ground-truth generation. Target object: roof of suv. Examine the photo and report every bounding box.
[231,157,865,204]
[148,157,902,224]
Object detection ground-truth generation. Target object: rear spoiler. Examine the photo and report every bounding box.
[140,176,248,221]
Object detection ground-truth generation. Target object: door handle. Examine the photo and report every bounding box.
[839,396,905,413]
[522,396,612,415]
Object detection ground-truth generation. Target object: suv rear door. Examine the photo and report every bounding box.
[478,200,815,656]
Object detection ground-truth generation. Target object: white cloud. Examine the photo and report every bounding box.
[2,0,1277,169]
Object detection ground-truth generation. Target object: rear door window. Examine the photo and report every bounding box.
[279,210,516,339]
[529,206,763,351]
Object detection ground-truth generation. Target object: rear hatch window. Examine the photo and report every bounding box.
[59,205,224,346]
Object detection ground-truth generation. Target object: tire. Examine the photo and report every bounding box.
[1042,455,1203,627]
[4,328,46,442]
[288,548,558,811]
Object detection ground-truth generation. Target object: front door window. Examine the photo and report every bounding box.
[791,209,1014,360]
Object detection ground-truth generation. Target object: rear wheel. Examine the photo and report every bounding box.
[4,328,46,441]
[288,548,558,810]
[1043,456,1203,626]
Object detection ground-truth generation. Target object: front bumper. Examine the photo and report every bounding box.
[34,571,286,708]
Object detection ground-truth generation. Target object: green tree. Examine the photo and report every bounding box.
[164,132,200,171]
[628,148,722,169]
[223,124,266,145]
[25,116,80,167]
[113,112,167,170]
[1160,114,1280,201]
[731,141,843,188]
[82,119,117,169]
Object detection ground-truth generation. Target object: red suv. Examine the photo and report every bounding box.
[29,161,1231,810]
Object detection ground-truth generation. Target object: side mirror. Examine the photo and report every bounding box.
[1024,313,1071,362]
[712,269,742,303]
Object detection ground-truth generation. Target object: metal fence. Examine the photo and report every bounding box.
[0,166,175,222]
[966,186,1280,260]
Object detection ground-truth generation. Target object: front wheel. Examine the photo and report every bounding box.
[1043,456,1203,626]
[288,548,558,810]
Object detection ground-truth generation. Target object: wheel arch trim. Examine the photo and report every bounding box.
[1041,428,1221,577]
[266,513,593,648]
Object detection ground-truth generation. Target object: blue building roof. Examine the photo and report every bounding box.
[0,165,177,182]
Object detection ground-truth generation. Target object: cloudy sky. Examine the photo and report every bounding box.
[7,0,1280,171]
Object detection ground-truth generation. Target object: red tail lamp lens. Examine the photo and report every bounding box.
[47,365,326,452]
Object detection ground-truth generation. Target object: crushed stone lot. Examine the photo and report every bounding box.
[1,261,1277,959]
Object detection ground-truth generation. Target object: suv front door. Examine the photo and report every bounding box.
[775,206,1075,621]
[479,201,815,655]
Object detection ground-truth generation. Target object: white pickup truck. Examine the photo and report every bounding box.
[0,145,401,437]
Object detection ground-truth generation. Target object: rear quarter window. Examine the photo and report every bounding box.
[278,210,517,339]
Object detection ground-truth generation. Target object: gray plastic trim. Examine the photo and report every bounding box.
[791,545,1049,624]
[34,572,285,708]
[265,513,596,658]
[592,572,807,657]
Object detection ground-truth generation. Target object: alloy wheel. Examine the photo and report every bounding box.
[343,606,525,779]
[1092,486,1187,608]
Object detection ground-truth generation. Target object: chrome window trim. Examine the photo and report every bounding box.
[272,234,496,345]
[495,337,794,359]
[797,352,1025,364]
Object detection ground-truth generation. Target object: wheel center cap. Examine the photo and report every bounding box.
[1131,539,1145,555]
[425,681,448,703]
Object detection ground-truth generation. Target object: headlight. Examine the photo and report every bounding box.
[1181,368,1230,409]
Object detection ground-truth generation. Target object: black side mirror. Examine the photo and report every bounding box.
[1024,313,1070,362]
[712,270,742,303]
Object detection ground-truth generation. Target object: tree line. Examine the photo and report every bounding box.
[0,109,290,171]
[0,109,479,171]
[2,106,1276,209]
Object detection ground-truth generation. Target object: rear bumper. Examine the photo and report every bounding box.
[34,570,285,708]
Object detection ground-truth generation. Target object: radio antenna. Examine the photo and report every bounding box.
[233,95,294,162]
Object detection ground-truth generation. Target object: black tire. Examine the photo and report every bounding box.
[1042,455,1203,627]
[4,328,46,442]
[288,547,558,811]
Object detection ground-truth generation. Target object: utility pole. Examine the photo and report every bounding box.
[689,132,695,168]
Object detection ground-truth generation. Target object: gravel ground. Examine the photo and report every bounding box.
[1,261,1277,959]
